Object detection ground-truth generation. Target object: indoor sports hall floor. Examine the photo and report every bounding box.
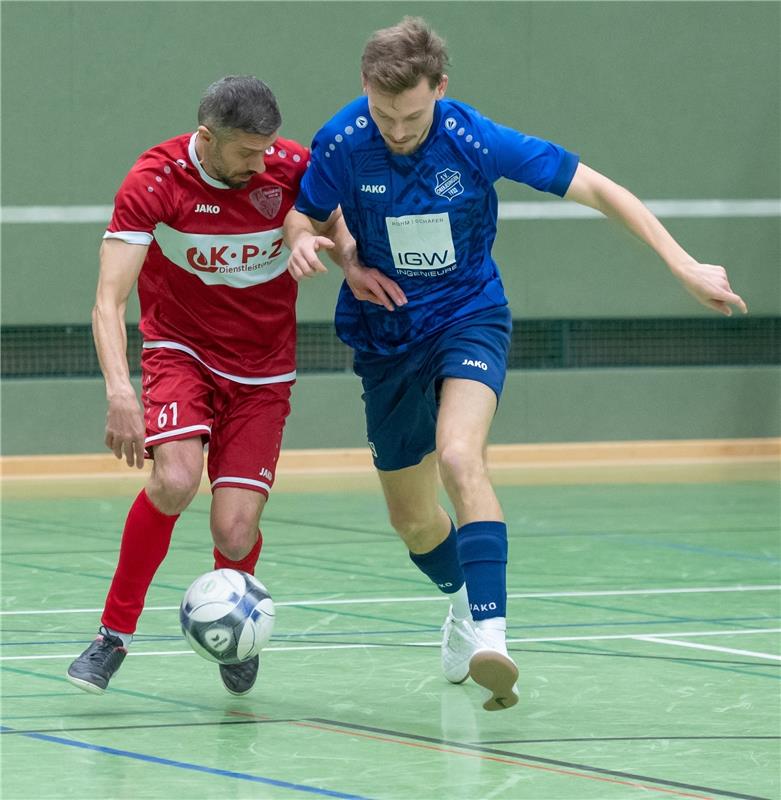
[1,449,779,800]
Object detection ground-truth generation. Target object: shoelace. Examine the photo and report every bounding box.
[86,638,121,662]
[225,660,254,674]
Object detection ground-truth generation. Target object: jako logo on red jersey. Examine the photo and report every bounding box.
[185,239,284,272]
[195,204,221,214]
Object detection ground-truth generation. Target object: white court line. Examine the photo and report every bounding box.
[278,584,781,606]
[635,636,781,662]
[2,628,779,663]
[2,584,779,616]
[500,198,781,219]
[2,199,779,224]
[505,628,781,643]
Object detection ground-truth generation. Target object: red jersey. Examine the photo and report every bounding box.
[105,133,309,383]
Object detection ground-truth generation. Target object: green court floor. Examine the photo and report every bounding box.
[1,477,780,799]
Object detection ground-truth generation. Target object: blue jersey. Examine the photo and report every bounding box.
[296,96,579,355]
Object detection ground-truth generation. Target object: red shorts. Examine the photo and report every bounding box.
[141,347,293,497]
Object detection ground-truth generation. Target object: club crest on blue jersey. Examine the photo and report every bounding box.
[434,168,464,201]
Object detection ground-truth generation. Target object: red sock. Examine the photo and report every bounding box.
[101,490,179,634]
[213,530,263,575]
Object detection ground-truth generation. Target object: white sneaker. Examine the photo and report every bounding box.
[441,609,482,684]
[469,627,519,712]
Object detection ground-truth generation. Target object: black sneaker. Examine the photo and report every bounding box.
[219,655,259,696]
[66,632,127,694]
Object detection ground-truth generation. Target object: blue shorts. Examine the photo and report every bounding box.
[353,306,512,471]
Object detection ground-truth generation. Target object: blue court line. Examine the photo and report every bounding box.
[1,558,185,591]
[550,641,781,681]
[0,725,373,800]
[0,664,242,713]
[619,537,781,563]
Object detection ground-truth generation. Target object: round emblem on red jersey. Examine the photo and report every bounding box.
[250,187,282,219]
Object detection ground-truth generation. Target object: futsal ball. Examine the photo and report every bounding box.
[180,569,275,664]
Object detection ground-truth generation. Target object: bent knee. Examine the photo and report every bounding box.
[212,521,258,562]
[387,508,442,552]
[437,442,487,485]
[148,468,201,514]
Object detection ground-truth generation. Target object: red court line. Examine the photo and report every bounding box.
[227,711,713,799]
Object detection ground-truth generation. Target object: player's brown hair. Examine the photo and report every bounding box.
[361,17,449,94]
[198,76,281,139]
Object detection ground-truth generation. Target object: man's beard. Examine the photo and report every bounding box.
[218,173,251,190]
[212,156,253,189]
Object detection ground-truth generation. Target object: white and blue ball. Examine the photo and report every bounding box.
[180,569,275,664]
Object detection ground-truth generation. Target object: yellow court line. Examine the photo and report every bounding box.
[1,438,779,477]
[1,439,778,497]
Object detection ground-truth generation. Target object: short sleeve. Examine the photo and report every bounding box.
[104,166,172,244]
[476,115,579,197]
[292,146,311,186]
[294,133,344,222]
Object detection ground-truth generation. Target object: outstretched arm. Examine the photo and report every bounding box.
[565,163,747,316]
[93,238,148,468]
[284,208,407,311]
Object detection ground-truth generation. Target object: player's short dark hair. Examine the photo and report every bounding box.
[361,16,449,94]
[198,76,282,138]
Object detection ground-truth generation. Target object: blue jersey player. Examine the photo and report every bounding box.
[285,17,746,712]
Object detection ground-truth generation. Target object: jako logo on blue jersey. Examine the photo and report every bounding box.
[462,358,488,371]
[361,184,387,194]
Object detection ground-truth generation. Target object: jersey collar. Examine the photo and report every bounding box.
[188,132,232,190]
[387,100,443,162]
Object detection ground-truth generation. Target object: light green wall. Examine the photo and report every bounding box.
[2,2,779,324]
[2,368,779,456]
[2,215,778,325]
[3,2,779,202]
[2,2,779,454]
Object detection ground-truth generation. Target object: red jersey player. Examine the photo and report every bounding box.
[67,76,308,696]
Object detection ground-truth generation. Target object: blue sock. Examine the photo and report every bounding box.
[456,521,508,620]
[408,523,465,594]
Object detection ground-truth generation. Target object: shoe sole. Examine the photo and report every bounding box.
[220,658,259,696]
[469,650,519,711]
[223,685,254,697]
[65,672,106,695]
